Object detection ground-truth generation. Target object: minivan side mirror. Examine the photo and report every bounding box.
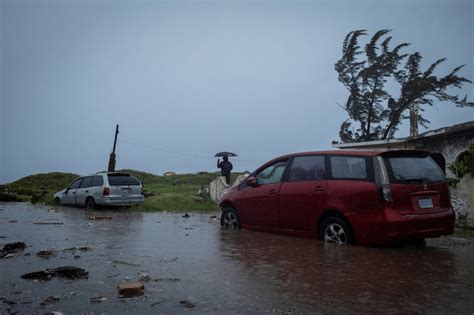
[246,176,258,187]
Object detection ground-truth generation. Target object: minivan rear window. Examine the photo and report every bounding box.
[107,174,141,186]
[384,155,445,183]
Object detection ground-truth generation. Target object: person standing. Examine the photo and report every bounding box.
[217,156,233,185]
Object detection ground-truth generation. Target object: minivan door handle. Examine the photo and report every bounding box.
[313,186,325,192]
[269,189,278,195]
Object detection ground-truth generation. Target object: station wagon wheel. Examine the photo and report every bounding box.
[319,216,354,245]
[85,197,96,210]
[221,207,241,230]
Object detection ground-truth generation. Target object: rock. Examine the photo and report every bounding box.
[179,300,196,309]
[163,171,176,176]
[117,281,144,297]
[2,242,26,253]
[182,213,190,218]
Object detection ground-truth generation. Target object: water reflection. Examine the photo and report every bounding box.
[219,229,456,313]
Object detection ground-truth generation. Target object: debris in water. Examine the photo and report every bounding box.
[33,222,64,225]
[180,300,196,309]
[117,281,144,297]
[36,250,56,259]
[90,296,107,303]
[21,270,53,281]
[48,208,63,213]
[138,273,151,282]
[40,296,60,306]
[151,299,168,307]
[153,278,180,283]
[21,266,88,281]
[63,246,91,253]
[8,220,17,223]
[113,260,140,267]
[3,299,17,305]
[88,216,112,221]
[53,266,89,279]
[2,242,26,253]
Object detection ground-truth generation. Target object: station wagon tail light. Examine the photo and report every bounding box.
[377,156,393,202]
[103,187,110,196]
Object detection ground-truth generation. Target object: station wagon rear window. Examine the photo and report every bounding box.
[107,174,141,186]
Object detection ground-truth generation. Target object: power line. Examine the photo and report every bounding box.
[118,137,264,164]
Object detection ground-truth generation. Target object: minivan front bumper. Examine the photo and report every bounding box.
[349,207,455,245]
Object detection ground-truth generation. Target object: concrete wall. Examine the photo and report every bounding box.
[411,134,474,177]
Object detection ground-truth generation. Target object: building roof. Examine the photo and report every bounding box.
[333,121,474,149]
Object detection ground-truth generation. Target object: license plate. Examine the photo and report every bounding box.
[418,198,433,209]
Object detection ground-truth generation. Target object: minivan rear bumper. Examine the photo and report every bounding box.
[350,207,455,246]
[98,195,145,206]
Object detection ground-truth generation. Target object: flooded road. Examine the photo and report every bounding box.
[1,202,473,314]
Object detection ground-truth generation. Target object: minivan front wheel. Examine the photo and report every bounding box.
[221,207,241,230]
[319,217,354,245]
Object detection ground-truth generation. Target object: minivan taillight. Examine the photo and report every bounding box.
[377,156,393,202]
[103,187,110,196]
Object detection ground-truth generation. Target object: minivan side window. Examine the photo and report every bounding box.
[287,156,326,182]
[256,161,287,185]
[79,177,93,188]
[69,178,83,189]
[92,176,104,187]
[330,156,368,180]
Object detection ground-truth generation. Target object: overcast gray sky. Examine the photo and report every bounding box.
[1,0,473,183]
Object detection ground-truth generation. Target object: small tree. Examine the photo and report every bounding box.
[335,29,473,143]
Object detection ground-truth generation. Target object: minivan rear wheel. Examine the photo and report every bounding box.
[85,197,96,210]
[221,207,241,230]
[319,217,354,245]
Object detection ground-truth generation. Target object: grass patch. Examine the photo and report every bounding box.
[0,169,242,212]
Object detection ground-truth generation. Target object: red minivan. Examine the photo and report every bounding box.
[219,150,455,245]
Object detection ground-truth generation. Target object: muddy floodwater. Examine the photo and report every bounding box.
[1,202,473,314]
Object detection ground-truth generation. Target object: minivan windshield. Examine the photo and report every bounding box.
[384,155,445,183]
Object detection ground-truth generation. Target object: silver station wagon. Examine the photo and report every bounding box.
[54,172,144,208]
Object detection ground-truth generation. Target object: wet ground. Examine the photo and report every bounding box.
[0,202,473,314]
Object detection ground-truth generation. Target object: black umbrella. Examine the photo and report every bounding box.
[214,152,238,157]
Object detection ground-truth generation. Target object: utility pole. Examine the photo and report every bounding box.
[107,124,119,172]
